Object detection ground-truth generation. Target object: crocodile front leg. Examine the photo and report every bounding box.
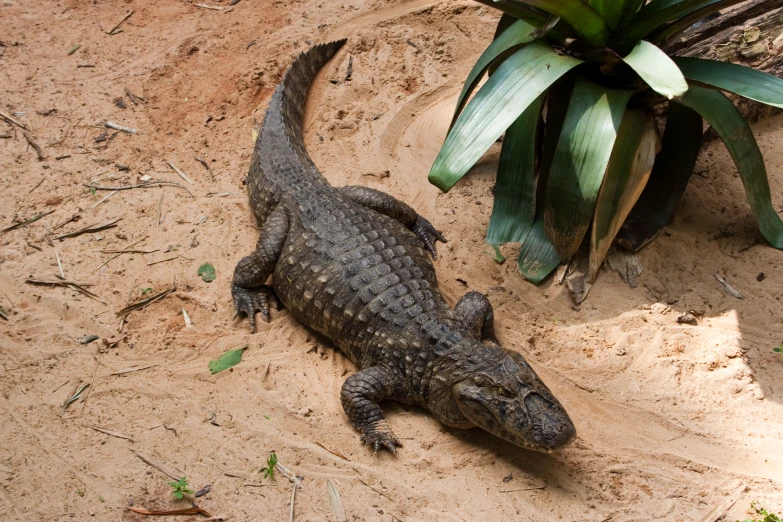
[340,366,405,453]
[338,185,446,258]
[232,204,289,332]
[455,291,498,343]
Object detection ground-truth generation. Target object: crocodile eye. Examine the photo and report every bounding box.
[473,375,491,386]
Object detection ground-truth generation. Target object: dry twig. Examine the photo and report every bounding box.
[0,110,28,130]
[1,209,54,233]
[85,180,194,197]
[53,216,122,240]
[131,450,184,481]
[84,424,133,441]
[116,286,175,317]
[107,10,133,34]
[23,132,45,160]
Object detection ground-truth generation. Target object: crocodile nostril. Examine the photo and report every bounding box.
[524,393,576,448]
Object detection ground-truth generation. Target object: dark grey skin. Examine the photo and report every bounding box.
[232,40,576,453]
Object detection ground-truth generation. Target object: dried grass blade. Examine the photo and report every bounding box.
[167,161,194,184]
[1,209,55,233]
[53,217,122,240]
[115,286,175,317]
[131,450,184,481]
[84,424,133,441]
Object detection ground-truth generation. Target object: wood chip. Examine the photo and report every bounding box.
[105,121,137,133]
[84,424,133,441]
[195,3,224,9]
[713,274,744,299]
[183,307,193,328]
[697,483,746,522]
[53,216,122,240]
[131,450,184,481]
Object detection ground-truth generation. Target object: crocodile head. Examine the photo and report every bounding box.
[452,350,575,453]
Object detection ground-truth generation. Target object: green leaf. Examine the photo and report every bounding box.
[616,102,702,251]
[197,263,216,283]
[621,0,722,43]
[517,218,561,283]
[450,19,539,129]
[512,0,609,45]
[589,0,631,29]
[622,40,688,99]
[209,345,248,374]
[673,57,783,109]
[486,92,546,246]
[429,41,582,192]
[616,0,646,29]
[678,84,783,249]
[543,78,632,259]
[589,110,658,282]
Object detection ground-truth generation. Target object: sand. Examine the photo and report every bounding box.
[1,0,782,520]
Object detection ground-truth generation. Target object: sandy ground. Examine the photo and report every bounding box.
[1,1,783,521]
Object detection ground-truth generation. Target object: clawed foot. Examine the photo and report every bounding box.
[232,284,280,333]
[412,216,447,259]
[360,420,402,454]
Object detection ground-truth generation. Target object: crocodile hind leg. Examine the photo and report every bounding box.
[338,185,447,258]
[232,204,289,332]
[340,366,405,453]
[455,291,498,343]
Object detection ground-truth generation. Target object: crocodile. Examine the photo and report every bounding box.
[232,39,576,453]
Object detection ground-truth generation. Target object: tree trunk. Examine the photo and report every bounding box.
[665,0,783,124]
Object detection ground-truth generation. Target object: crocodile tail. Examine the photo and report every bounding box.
[279,39,347,147]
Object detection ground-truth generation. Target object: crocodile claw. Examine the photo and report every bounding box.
[360,423,402,454]
[232,284,280,333]
[412,216,447,259]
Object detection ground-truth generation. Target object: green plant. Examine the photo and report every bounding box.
[167,477,194,499]
[260,451,277,480]
[774,344,782,354]
[429,0,783,287]
[740,501,783,522]
[140,287,153,295]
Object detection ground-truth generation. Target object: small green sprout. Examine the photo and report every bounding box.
[89,187,96,195]
[774,343,782,354]
[264,414,271,420]
[739,501,783,522]
[77,489,85,497]
[140,287,153,295]
[260,451,277,480]
[167,477,194,499]
[98,495,104,503]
